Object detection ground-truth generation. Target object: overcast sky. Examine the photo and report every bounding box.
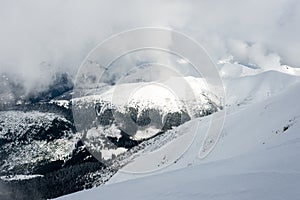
[0,0,299,93]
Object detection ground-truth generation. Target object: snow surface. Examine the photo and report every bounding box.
[73,76,221,117]
[50,100,70,109]
[100,148,127,161]
[57,67,300,200]
[0,174,43,181]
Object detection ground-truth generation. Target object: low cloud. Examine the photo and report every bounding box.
[0,0,190,94]
[0,0,299,95]
[182,0,300,68]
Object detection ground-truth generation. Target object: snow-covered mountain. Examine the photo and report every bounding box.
[1,59,300,200]
[56,64,300,200]
[0,74,222,199]
[72,76,222,162]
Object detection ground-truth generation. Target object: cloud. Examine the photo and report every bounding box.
[181,0,300,68]
[227,39,282,69]
[0,0,299,95]
[0,0,190,94]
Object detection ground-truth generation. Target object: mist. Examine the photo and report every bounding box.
[0,0,299,96]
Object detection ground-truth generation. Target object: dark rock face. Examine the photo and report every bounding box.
[107,130,139,149]
[96,107,114,126]
[0,105,104,200]
[64,140,100,167]
[96,106,191,138]
[163,112,191,131]
[20,117,74,142]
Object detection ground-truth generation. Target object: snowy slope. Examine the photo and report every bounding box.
[57,70,300,200]
[106,72,300,180]
[72,76,222,162]
[224,70,300,111]
[73,76,221,117]
[219,57,300,78]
